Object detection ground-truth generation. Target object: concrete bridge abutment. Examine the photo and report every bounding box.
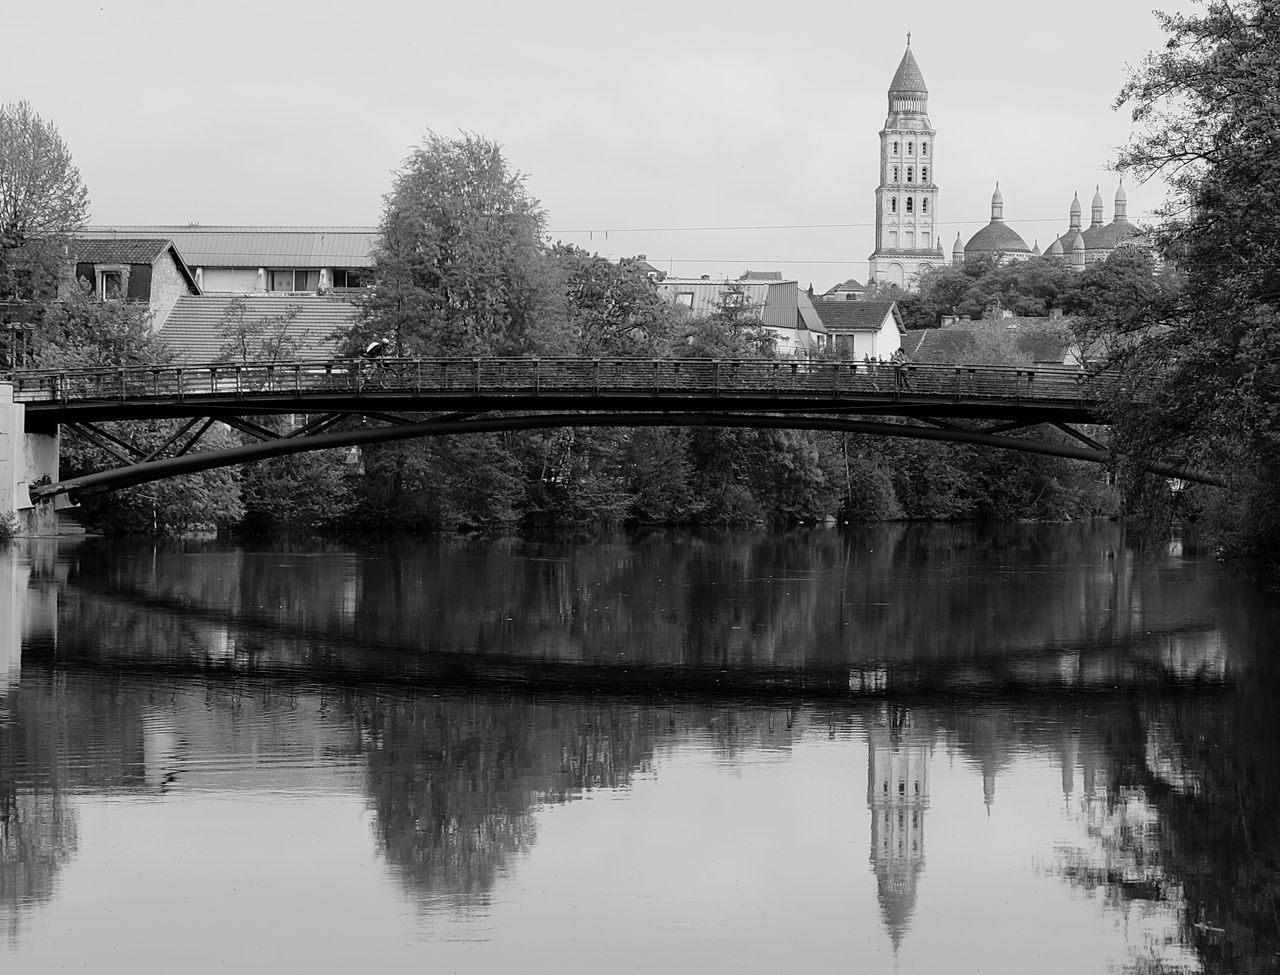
[1,382,63,537]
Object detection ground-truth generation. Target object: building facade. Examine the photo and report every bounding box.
[867,41,948,289]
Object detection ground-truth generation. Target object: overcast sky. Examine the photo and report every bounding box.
[6,0,1194,291]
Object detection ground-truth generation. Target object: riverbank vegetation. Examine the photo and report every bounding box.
[9,1,1280,546]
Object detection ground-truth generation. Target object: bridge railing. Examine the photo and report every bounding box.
[6,357,1116,406]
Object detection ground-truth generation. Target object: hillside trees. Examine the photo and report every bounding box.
[1109,0,1280,554]
[0,101,89,300]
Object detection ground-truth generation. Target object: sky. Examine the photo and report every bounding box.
[4,0,1197,292]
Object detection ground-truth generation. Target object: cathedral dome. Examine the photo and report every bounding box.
[964,184,1031,259]
[965,222,1032,257]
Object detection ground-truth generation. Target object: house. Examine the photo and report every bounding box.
[159,293,359,365]
[655,274,825,356]
[78,226,377,295]
[66,238,201,328]
[810,299,904,360]
[900,317,1077,367]
[818,278,870,302]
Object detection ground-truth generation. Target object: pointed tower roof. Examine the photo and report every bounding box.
[1032,239,1041,256]
[1069,192,1082,230]
[890,44,929,95]
[1090,185,1105,226]
[952,231,964,257]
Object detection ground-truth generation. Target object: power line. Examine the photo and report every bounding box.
[549,215,1111,234]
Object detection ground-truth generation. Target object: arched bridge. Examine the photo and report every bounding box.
[4,355,1205,501]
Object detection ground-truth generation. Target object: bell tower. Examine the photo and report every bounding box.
[868,36,946,289]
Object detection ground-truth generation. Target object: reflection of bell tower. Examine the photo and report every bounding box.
[867,705,930,954]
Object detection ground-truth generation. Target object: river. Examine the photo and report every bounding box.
[0,523,1276,974]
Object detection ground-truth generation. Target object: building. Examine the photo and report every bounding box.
[958,184,1034,265]
[867,40,948,288]
[656,274,826,356]
[65,238,201,327]
[158,293,356,365]
[818,278,870,302]
[811,299,904,359]
[78,226,377,295]
[1044,184,1146,270]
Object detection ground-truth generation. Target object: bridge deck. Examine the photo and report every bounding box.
[8,357,1116,423]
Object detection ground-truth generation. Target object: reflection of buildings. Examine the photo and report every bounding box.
[866,705,930,953]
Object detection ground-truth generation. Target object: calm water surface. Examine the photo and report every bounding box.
[1,523,1277,974]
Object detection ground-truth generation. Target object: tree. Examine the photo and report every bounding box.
[1109,0,1280,554]
[352,131,548,357]
[0,102,89,300]
[216,297,303,365]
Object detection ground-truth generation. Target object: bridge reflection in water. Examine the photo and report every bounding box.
[0,525,1274,973]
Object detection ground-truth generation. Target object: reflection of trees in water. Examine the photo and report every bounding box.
[351,689,805,912]
[63,524,1261,687]
[0,682,82,942]
[1008,677,1280,975]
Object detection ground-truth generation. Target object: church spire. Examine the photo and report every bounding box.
[1069,191,1082,231]
[888,42,928,115]
[1114,181,1128,222]
[1090,185,1105,228]
[990,182,1004,223]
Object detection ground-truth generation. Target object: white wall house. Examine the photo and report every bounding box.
[656,274,826,356]
[811,300,904,359]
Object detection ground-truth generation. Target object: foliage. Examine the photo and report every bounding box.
[216,296,303,365]
[0,510,17,541]
[351,131,547,358]
[0,101,88,300]
[911,257,1079,326]
[28,285,169,370]
[239,447,355,532]
[1107,0,1280,555]
[540,245,680,356]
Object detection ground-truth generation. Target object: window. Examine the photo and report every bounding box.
[331,268,369,289]
[269,269,321,292]
[890,197,897,213]
[921,166,928,182]
[94,264,129,300]
[892,166,899,181]
[675,291,694,308]
[906,196,914,213]
[922,198,929,214]
[922,141,928,156]
[907,166,914,182]
[907,141,914,155]
[892,141,899,155]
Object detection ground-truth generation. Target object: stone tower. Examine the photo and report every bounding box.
[868,37,946,289]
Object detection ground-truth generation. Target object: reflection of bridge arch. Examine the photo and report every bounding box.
[7,356,1217,500]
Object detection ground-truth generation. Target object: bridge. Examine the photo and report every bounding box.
[0,355,1202,531]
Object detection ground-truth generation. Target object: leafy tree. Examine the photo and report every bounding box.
[0,102,89,300]
[216,296,302,365]
[352,131,547,357]
[1108,0,1280,554]
[541,245,679,356]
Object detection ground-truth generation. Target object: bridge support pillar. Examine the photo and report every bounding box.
[0,383,63,537]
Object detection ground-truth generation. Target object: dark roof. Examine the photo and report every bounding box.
[903,318,1074,365]
[71,238,172,264]
[1091,219,1145,250]
[812,299,902,333]
[889,47,928,93]
[822,278,866,294]
[965,222,1031,255]
[740,270,784,281]
[159,294,358,365]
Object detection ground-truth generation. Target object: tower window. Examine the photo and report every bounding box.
[907,166,914,182]
[922,141,928,156]
[906,196,914,214]
[922,199,929,214]
[921,166,928,182]
[907,141,914,155]
[892,166,899,182]
[892,141,899,155]
[890,197,897,214]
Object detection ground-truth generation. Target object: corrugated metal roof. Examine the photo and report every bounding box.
[82,226,378,268]
[159,294,358,365]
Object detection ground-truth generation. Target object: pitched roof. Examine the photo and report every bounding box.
[81,226,378,268]
[159,294,358,365]
[70,238,172,264]
[903,318,1074,366]
[812,299,902,333]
